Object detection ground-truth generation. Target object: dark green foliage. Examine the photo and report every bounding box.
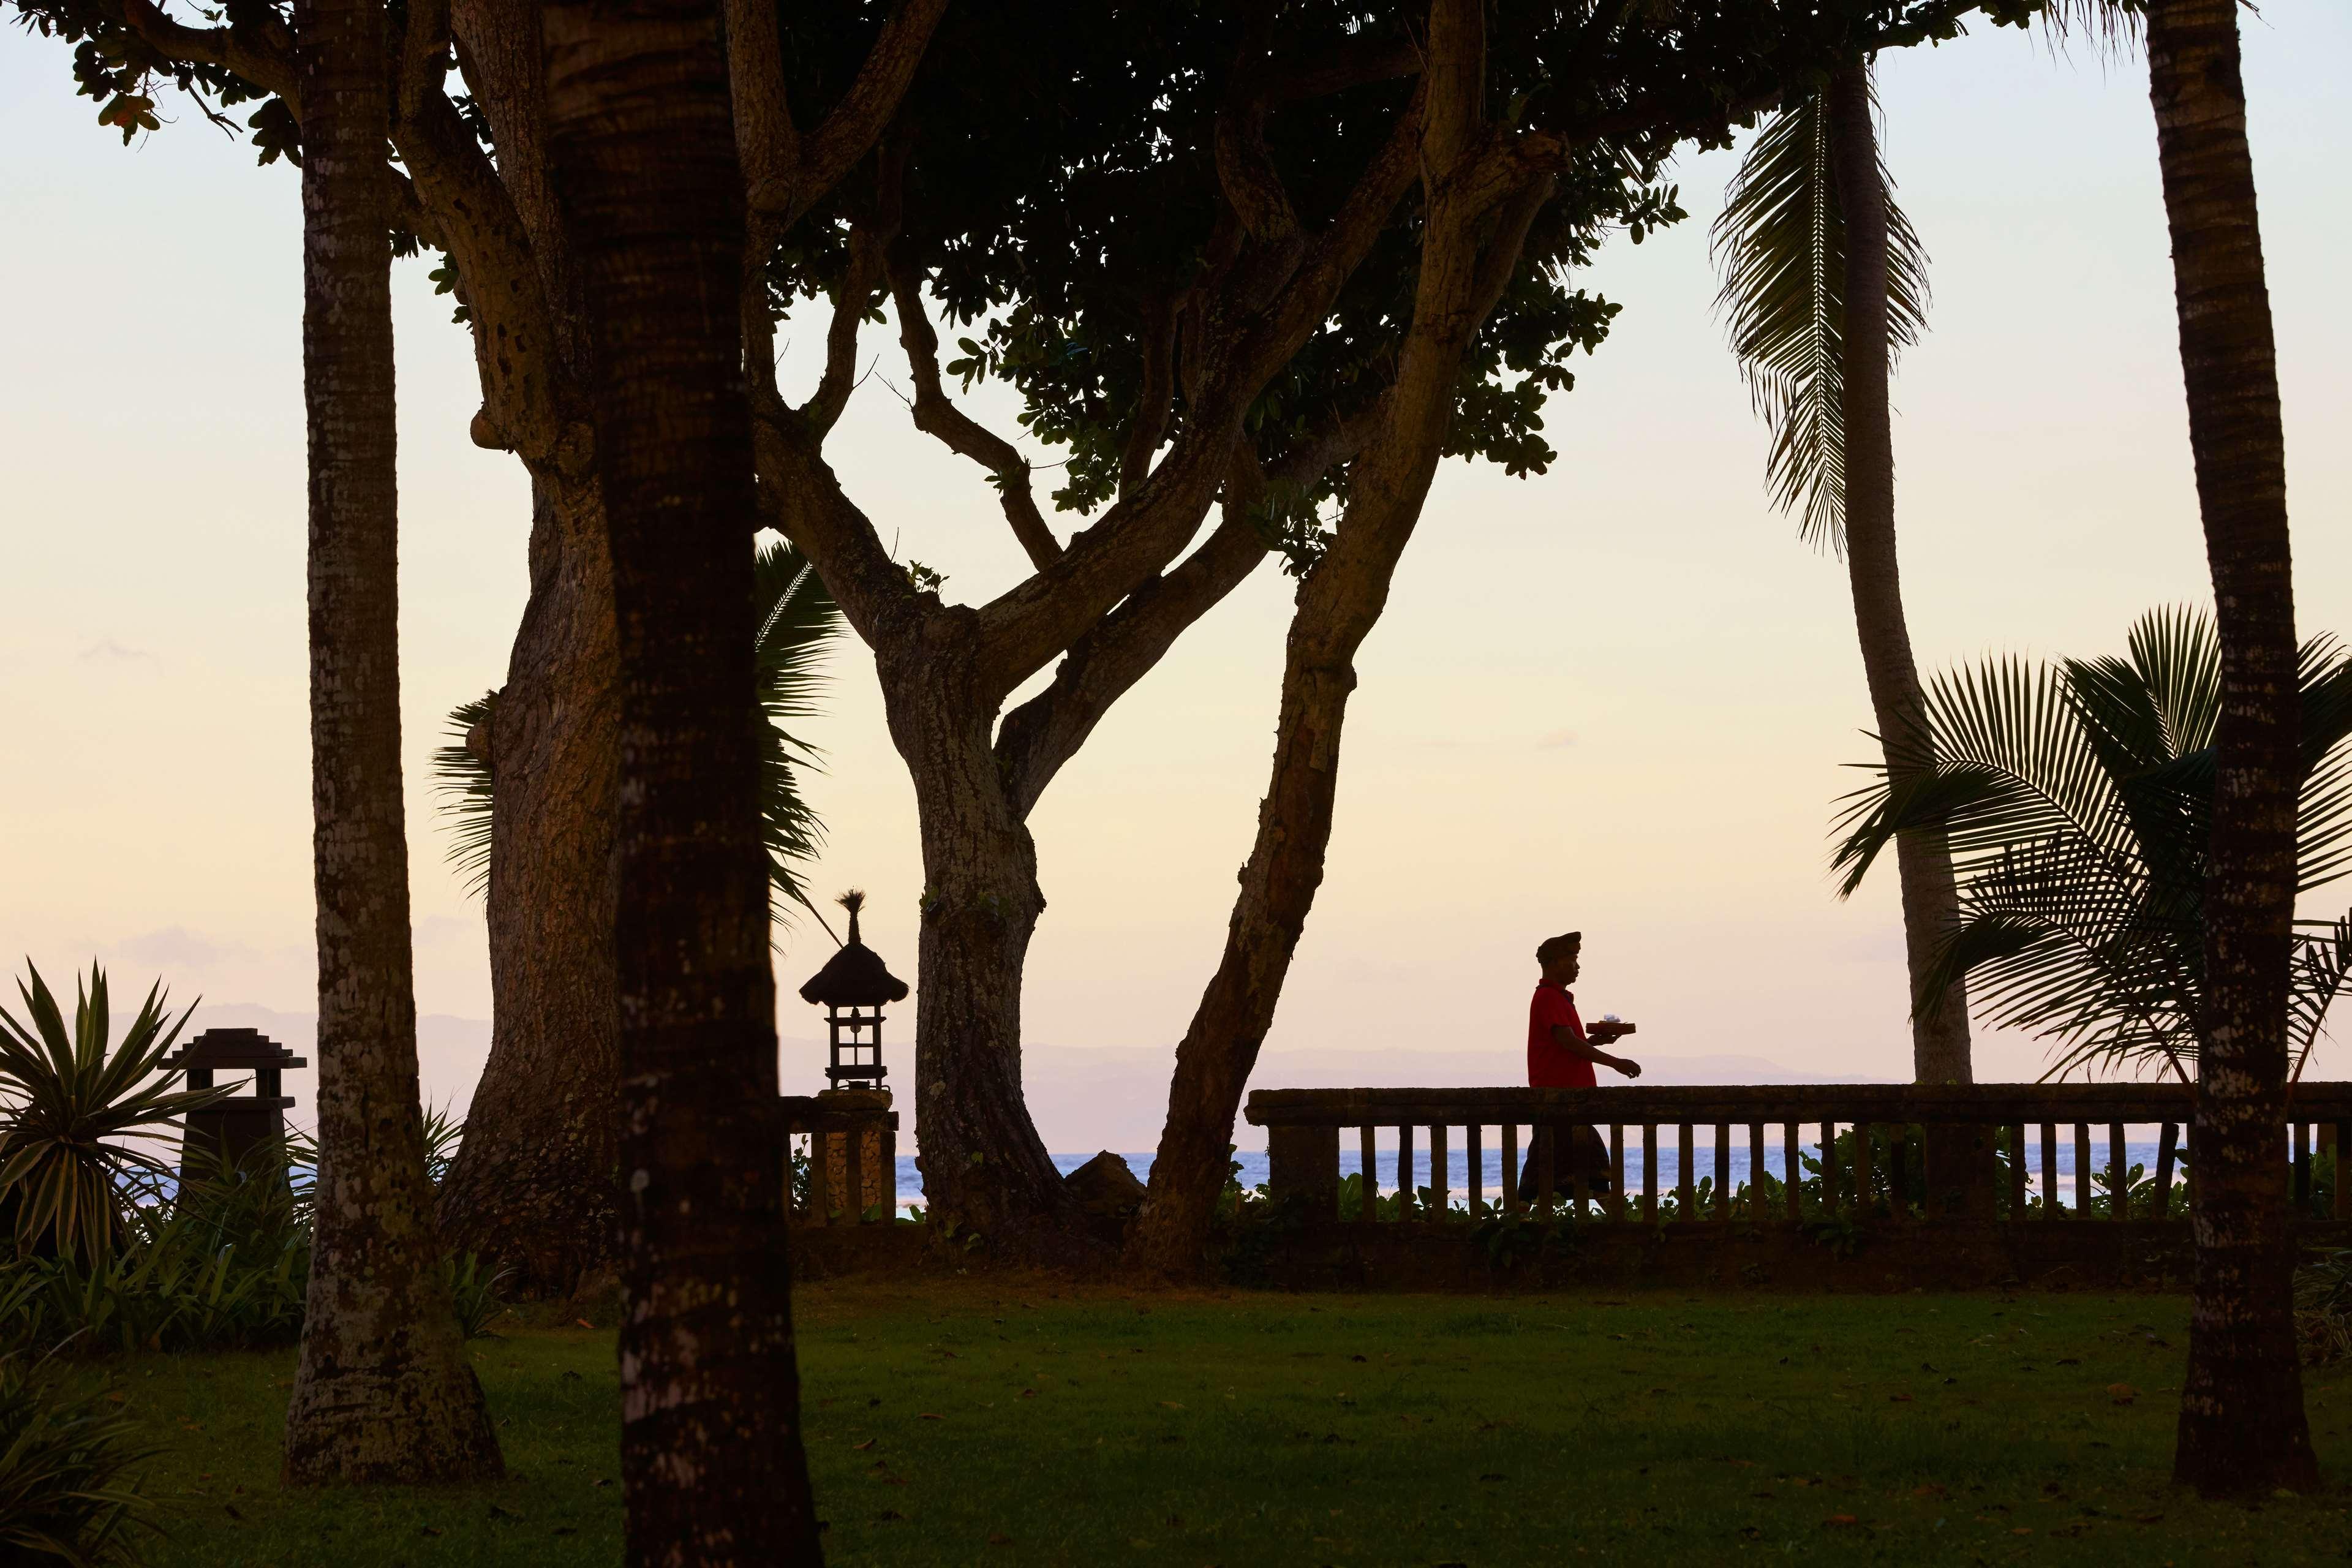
[1833,608,2352,1077]
[0,965,225,1263]
[0,1351,156,1565]
[434,535,841,932]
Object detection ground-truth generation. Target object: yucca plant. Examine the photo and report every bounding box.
[434,533,842,935]
[0,965,227,1262]
[0,1350,157,1564]
[1832,608,2352,1079]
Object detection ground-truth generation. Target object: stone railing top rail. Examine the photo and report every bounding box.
[1245,1082,2352,1127]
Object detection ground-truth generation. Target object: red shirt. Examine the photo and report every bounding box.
[1527,983,1594,1088]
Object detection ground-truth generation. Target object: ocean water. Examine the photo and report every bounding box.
[865,1135,2191,1216]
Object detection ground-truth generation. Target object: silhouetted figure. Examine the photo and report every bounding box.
[1519,930,1640,1202]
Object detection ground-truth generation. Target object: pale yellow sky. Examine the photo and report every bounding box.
[4,13,2348,1111]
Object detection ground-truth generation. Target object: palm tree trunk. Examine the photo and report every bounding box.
[2144,0,2318,1498]
[435,472,622,1297]
[1824,69,1974,1091]
[281,0,503,1486]
[545,1,823,1557]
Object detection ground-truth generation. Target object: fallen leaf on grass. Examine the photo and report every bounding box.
[2013,1526,2034,1535]
[1822,1513,1859,1528]
[853,1439,876,1451]
[576,1318,594,1329]
[918,1412,945,1420]
[1911,1485,1948,1499]
[225,1504,246,1521]
[1478,1474,1506,1483]
[1160,1401,1186,1409]
[987,1532,1014,1546]
[1019,1389,1036,1399]
[2133,1513,2164,1525]
[1889,1393,1912,1403]
[2108,1383,2138,1404]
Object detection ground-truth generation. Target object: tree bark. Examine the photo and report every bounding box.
[545,1,823,1558]
[435,472,623,1295]
[1125,0,1521,1277]
[282,0,503,1487]
[2146,0,2318,1498]
[1824,66,1972,1088]
[881,629,1094,1257]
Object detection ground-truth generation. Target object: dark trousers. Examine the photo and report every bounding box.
[1517,1123,1615,1202]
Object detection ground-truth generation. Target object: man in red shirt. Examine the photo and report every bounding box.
[1520,930,1640,1200]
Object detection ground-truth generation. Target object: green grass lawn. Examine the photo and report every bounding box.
[81,1280,2352,1566]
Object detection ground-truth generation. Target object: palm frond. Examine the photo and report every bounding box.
[0,963,228,1262]
[431,537,846,937]
[1710,74,1928,554]
[432,690,497,899]
[1834,606,2352,1080]
[752,536,844,930]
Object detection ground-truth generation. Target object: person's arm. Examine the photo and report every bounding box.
[1552,1022,1640,1079]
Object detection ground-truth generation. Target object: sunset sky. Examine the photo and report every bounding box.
[4,8,2348,1125]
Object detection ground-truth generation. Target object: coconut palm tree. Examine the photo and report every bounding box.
[2132,0,2320,1497]
[280,0,500,1486]
[1831,606,2352,1082]
[434,534,842,930]
[1711,64,1973,1085]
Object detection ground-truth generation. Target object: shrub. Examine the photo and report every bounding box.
[0,1351,157,1564]
[0,963,227,1262]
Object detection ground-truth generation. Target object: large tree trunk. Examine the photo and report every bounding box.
[435,472,622,1295]
[1126,2,1513,1276]
[882,637,1093,1258]
[1824,66,1972,1088]
[282,0,503,1486]
[545,1,823,1558]
[2146,0,2318,1498]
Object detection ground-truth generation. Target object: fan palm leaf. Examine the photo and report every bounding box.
[0,963,230,1262]
[1834,608,2352,1079]
[432,535,843,937]
[1710,73,1929,553]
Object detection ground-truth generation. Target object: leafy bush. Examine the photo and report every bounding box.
[0,1351,157,1564]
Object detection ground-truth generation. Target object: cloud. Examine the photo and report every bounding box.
[78,638,157,664]
[1536,729,1577,749]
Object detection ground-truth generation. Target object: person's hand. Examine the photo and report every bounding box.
[1611,1057,1642,1080]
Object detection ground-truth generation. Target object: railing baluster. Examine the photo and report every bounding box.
[1888,1128,1909,1222]
[1608,1125,1626,1222]
[2111,1121,2130,1223]
[1677,1123,1696,1222]
[1642,1124,1659,1225]
[1502,1123,1521,1216]
[1822,1120,1839,1217]
[2075,1124,2094,1216]
[1713,1122,1731,1222]
[1855,1121,1875,1218]
[1749,1122,1767,1221]
[1398,1123,1415,1220]
[1537,1125,1558,1213]
[2154,1121,2179,1219]
[1359,1123,1378,1226]
[1468,1123,1483,1215]
[2295,1120,2312,1213]
[1420,1123,1439,1222]
[2041,1123,2060,1218]
[2007,1122,2027,1219]
[810,1128,832,1227]
[1783,1121,1800,1221]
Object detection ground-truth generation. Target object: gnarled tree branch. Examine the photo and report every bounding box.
[886,245,1063,571]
